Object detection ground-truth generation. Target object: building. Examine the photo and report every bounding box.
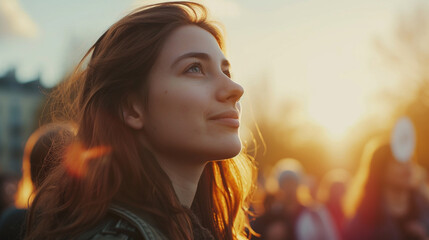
[0,68,46,174]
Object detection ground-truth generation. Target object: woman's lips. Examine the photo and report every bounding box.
[211,118,240,128]
[208,110,240,128]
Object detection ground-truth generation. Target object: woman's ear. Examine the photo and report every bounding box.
[122,94,145,130]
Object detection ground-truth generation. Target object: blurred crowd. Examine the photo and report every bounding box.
[250,137,429,240]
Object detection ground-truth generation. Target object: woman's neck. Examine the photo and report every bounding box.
[156,155,206,208]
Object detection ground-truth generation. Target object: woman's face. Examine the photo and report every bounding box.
[140,25,243,162]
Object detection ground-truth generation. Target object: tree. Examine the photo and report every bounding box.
[374,4,429,167]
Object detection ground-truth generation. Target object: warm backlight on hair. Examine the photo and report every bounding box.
[64,142,111,177]
[15,129,40,208]
[15,159,34,208]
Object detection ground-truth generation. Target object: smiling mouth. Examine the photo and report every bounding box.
[210,118,240,128]
[208,110,240,128]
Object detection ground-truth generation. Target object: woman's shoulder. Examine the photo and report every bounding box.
[75,214,141,240]
[75,205,168,240]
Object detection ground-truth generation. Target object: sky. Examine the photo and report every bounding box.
[0,0,425,139]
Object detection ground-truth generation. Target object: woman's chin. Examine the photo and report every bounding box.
[211,141,242,161]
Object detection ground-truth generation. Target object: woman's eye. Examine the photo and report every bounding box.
[186,63,203,74]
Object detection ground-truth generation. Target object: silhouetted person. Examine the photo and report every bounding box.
[0,123,75,240]
[345,139,429,240]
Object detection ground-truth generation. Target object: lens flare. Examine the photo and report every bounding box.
[64,142,111,177]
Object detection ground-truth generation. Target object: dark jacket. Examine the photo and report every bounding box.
[75,205,215,240]
[75,205,168,240]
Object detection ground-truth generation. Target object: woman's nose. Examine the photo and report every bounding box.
[217,76,244,103]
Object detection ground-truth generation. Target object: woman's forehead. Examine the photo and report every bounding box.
[158,25,226,65]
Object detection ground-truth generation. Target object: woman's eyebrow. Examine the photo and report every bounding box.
[171,52,230,68]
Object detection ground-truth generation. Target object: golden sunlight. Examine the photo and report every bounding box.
[263,23,379,141]
[304,50,368,139]
[306,85,365,139]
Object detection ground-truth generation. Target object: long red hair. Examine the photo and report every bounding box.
[25,2,256,239]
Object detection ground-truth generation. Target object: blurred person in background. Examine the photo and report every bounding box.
[24,2,256,240]
[252,192,292,240]
[317,168,351,240]
[344,138,429,240]
[411,164,429,204]
[253,158,338,240]
[0,123,75,240]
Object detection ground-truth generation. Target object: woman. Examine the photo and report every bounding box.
[25,2,256,240]
[344,138,429,240]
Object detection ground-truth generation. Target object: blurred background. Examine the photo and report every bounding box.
[1,0,429,232]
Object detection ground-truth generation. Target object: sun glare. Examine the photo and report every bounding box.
[305,53,367,140]
[260,15,379,142]
[306,85,365,139]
